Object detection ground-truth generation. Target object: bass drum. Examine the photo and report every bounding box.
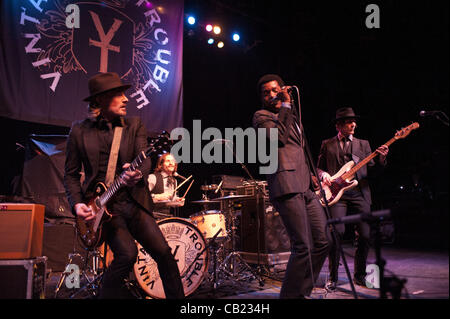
[133,218,209,299]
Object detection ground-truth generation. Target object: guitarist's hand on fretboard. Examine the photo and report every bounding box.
[375,145,389,163]
[120,163,143,186]
[75,203,95,221]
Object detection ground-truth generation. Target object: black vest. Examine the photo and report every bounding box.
[151,172,165,195]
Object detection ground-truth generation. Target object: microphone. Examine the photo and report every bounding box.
[327,210,391,225]
[270,86,296,103]
[420,110,440,117]
[173,172,187,180]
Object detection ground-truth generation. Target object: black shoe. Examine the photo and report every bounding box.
[325,280,337,291]
[353,276,366,287]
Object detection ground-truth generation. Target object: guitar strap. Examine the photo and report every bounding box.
[105,126,123,187]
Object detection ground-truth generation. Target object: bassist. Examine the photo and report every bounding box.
[316,107,389,291]
[63,72,184,299]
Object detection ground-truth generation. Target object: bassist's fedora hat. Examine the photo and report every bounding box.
[83,72,131,102]
[333,107,361,123]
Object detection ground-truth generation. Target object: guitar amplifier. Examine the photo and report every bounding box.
[0,256,47,299]
[212,175,245,191]
[236,181,268,197]
[0,203,45,259]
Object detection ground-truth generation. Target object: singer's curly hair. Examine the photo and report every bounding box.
[154,153,178,174]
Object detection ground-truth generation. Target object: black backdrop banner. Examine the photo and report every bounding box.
[0,0,184,132]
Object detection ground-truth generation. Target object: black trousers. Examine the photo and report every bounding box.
[98,199,184,299]
[327,190,371,282]
[272,189,330,298]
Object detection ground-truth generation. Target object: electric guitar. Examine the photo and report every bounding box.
[76,136,170,249]
[316,122,419,207]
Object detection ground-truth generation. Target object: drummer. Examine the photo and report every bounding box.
[148,153,185,218]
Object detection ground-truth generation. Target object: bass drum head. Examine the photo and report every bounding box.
[134,217,209,299]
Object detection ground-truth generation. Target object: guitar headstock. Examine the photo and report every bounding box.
[394,122,420,140]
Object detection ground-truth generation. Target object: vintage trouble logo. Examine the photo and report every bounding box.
[134,218,208,298]
[19,0,172,109]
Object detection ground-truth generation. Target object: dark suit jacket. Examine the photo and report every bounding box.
[253,106,312,201]
[64,116,153,216]
[317,136,385,205]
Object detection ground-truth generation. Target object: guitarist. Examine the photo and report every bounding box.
[316,107,389,291]
[64,72,184,299]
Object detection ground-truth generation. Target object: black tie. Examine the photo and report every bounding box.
[342,137,352,161]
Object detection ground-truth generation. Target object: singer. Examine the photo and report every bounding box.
[252,74,330,299]
[147,153,185,219]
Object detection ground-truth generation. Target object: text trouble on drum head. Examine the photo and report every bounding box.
[134,218,209,299]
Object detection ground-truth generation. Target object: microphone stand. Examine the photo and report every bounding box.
[328,211,407,299]
[292,87,358,299]
[434,111,449,127]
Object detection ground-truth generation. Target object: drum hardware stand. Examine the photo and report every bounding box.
[181,228,223,294]
[217,198,265,287]
[219,140,265,287]
[67,247,106,299]
[54,225,107,299]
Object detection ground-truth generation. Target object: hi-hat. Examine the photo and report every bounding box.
[214,194,251,201]
[191,199,221,204]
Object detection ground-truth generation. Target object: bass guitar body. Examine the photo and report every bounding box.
[76,182,112,249]
[316,161,359,207]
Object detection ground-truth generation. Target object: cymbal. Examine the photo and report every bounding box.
[191,199,221,204]
[214,194,251,201]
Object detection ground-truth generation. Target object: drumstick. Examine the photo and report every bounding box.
[181,179,194,199]
[174,175,192,192]
[171,175,192,199]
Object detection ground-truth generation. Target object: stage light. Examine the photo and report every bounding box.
[207,38,214,45]
[213,25,221,35]
[217,41,224,48]
[232,33,240,41]
[187,16,196,25]
[205,24,213,32]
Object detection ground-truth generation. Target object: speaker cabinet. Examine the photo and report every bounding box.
[240,195,290,261]
[0,203,45,259]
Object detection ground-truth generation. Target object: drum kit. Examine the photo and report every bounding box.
[54,184,265,299]
[131,188,265,299]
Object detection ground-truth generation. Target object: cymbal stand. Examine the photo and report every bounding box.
[54,225,107,299]
[217,199,264,287]
[181,228,223,294]
[68,247,105,299]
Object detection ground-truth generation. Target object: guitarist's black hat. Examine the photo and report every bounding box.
[83,72,131,102]
[333,107,360,123]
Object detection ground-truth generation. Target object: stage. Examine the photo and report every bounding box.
[45,243,449,300]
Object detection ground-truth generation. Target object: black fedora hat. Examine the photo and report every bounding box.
[333,107,360,123]
[83,72,131,102]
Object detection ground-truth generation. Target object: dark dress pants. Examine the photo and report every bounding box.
[98,200,184,299]
[327,190,371,282]
[272,189,330,298]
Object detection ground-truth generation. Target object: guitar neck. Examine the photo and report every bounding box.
[342,137,397,180]
[98,151,147,207]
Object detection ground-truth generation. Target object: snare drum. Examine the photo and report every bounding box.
[133,218,208,299]
[190,210,227,240]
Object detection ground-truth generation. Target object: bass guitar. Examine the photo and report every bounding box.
[316,122,419,207]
